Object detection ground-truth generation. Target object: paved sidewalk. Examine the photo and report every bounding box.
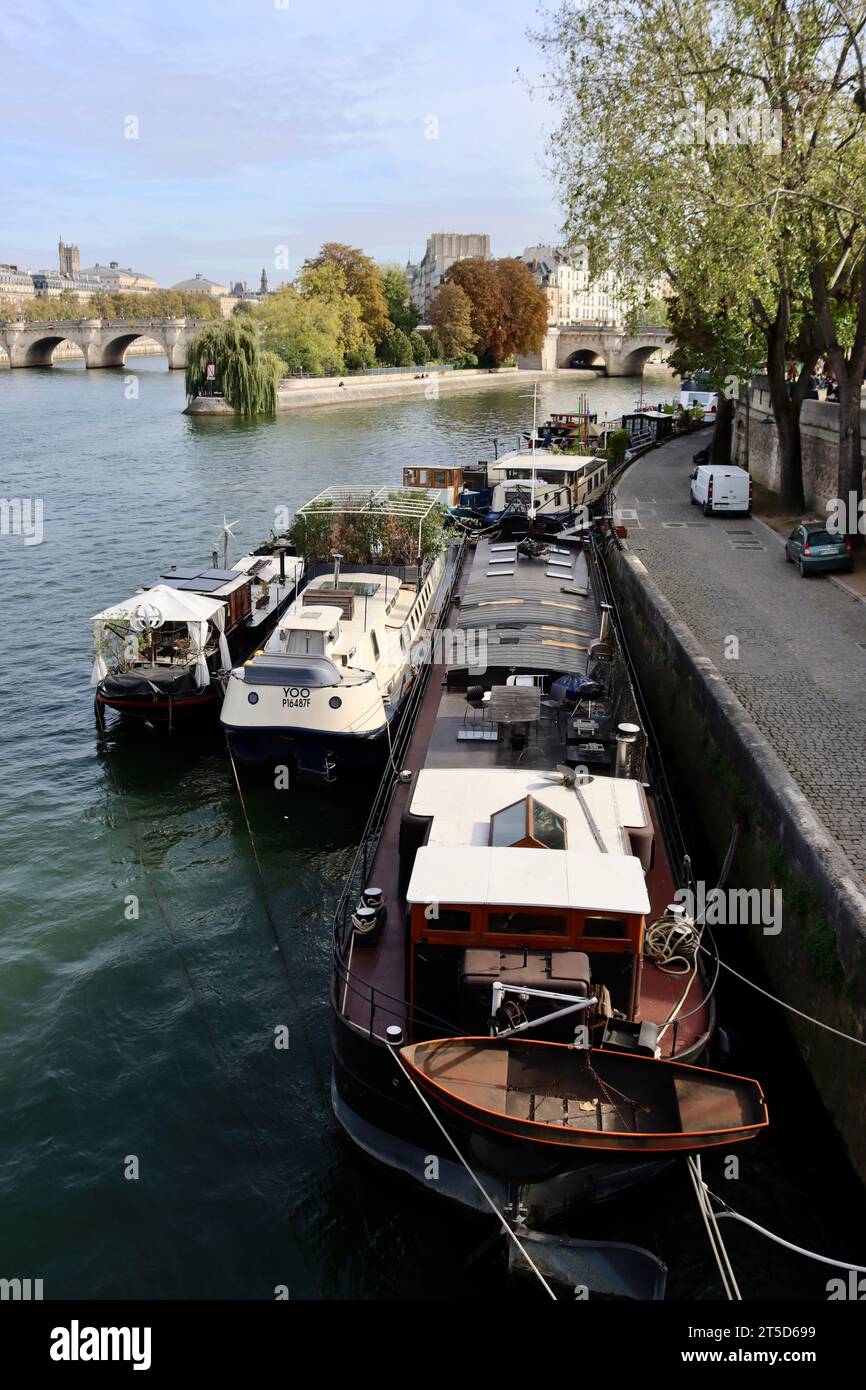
[616,434,866,876]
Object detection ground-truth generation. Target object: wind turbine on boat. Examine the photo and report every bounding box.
[214,516,239,568]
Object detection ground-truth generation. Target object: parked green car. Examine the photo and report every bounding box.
[785,520,853,576]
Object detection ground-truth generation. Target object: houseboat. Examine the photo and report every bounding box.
[331,524,767,1232]
[405,447,609,537]
[221,487,456,780]
[91,542,303,726]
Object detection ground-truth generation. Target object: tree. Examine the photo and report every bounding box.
[420,327,444,361]
[296,261,367,359]
[301,243,391,344]
[429,282,475,359]
[410,330,430,365]
[665,280,765,467]
[378,328,415,367]
[382,266,420,333]
[185,322,283,415]
[533,0,866,510]
[344,343,376,371]
[254,287,347,375]
[444,258,548,363]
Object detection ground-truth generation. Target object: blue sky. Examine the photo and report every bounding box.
[1,0,561,287]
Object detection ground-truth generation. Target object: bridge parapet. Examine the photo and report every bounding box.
[0,316,201,369]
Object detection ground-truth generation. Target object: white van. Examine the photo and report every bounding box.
[689,464,752,516]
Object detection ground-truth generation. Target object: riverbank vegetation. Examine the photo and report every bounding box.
[536,0,866,515]
[0,290,224,323]
[185,322,284,416]
[250,241,545,376]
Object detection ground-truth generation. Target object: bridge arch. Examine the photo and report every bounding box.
[99,331,169,368]
[617,341,670,375]
[565,348,606,370]
[22,333,87,367]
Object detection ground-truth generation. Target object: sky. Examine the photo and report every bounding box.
[1,0,562,288]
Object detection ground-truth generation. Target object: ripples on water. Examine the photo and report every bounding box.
[1,359,864,1299]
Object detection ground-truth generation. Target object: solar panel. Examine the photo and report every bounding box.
[171,577,225,592]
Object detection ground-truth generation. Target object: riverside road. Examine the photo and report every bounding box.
[617,433,866,876]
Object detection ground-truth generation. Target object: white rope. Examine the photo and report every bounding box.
[709,1199,866,1273]
[687,1157,742,1300]
[388,1043,558,1300]
[702,947,866,1048]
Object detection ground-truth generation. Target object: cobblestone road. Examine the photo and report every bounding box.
[616,433,866,876]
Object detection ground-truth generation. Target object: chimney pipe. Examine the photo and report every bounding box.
[598,602,613,644]
[615,722,640,778]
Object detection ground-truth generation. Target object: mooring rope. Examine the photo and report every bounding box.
[701,946,866,1048]
[389,1044,558,1300]
[687,1157,742,1300]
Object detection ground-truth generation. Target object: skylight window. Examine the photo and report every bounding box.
[489,796,566,850]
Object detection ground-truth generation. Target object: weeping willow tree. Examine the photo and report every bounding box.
[185,322,284,416]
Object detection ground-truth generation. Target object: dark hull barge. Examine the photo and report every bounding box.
[330,520,767,1245]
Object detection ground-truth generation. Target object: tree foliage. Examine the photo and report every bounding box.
[444,257,549,363]
[0,289,224,323]
[301,243,391,344]
[381,265,420,333]
[378,327,415,366]
[428,282,476,359]
[185,322,283,415]
[254,287,348,376]
[534,0,866,508]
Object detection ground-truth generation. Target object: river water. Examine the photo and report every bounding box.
[1,357,864,1300]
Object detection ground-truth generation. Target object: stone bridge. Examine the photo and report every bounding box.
[520,324,672,376]
[0,317,205,369]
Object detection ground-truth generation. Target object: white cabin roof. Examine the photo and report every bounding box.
[488,454,599,476]
[407,845,650,915]
[282,606,343,631]
[410,767,648,857]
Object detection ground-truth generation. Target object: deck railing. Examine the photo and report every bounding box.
[332,539,466,1012]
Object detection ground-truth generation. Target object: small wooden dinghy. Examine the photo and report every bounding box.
[400,1038,768,1154]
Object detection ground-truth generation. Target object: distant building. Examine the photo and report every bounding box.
[523,252,561,327]
[80,259,157,294]
[260,268,269,295]
[0,264,36,306]
[406,232,491,314]
[58,239,80,278]
[523,244,665,327]
[32,267,107,300]
[171,272,229,298]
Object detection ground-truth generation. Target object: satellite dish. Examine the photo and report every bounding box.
[130,601,165,632]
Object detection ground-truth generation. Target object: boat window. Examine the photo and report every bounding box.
[489,795,566,849]
[370,630,380,660]
[530,800,566,849]
[582,916,628,939]
[429,908,471,931]
[488,910,567,935]
[489,799,526,847]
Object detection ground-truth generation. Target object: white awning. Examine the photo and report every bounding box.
[91,584,226,626]
[406,846,650,915]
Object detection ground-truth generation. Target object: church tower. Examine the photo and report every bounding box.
[58,238,80,278]
[260,267,268,295]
